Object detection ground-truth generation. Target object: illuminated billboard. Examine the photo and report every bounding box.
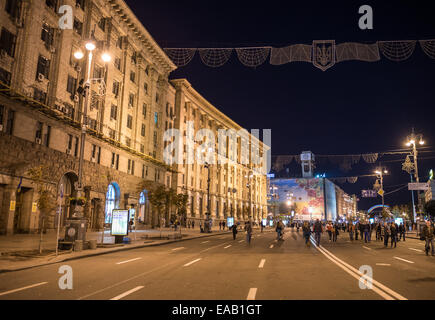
[111,209,129,236]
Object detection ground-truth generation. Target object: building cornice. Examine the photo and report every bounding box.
[107,0,177,75]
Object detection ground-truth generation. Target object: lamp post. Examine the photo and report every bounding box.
[245,171,254,221]
[405,129,425,222]
[375,167,388,221]
[72,41,110,242]
[204,162,211,232]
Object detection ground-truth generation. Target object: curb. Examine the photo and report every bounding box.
[0,231,233,274]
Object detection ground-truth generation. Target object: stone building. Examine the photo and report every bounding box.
[169,79,269,225]
[0,0,269,234]
[0,0,177,234]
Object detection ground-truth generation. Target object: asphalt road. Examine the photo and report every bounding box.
[0,228,434,300]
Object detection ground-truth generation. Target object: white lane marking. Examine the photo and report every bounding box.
[258,259,266,268]
[224,245,232,249]
[309,235,407,300]
[269,244,274,249]
[376,263,391,266]
[116,258,142,265]
[362,246,372,250]
[171,247,185,251]
[394,257,414,264]
[110,286,144,300]
[201,241,210,244]
[247,288,257,300]
[239,240,244,243]
[409,248,423,253]
[183,258,202,267]
[0,282,48,297]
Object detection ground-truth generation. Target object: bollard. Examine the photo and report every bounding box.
[88,239,97,250]
[74,240,83,252]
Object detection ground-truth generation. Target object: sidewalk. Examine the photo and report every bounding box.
[0,226,268,273]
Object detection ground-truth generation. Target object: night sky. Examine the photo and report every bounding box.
[124,0,435,210]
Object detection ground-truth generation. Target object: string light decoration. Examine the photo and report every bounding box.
[163,48,196,67]
[235,47,271,67]
[198,48,233,67]
[270,44,312,65]
[377,40,417,62]
[419,39,435,59]
[164,39,434,69]
[336,42,380,62]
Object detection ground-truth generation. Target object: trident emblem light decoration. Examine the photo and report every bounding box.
[402,155,415,174]
[312,40,336,71]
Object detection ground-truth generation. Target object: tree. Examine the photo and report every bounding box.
[147,185,168,236]
[424,200,435,220]
[174,193,188,227]
[28,165,57,254]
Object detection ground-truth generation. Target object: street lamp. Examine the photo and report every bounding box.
[73,41,111,220]
[375,167,388,221]
[405,129,425,222]
[245,172,254,221]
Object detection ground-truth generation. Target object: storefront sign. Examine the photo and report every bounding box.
[111,209,129,236]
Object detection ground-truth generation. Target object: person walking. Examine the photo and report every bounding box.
[245,220,253,244]
[222,221,225,231]
[231,223,238,240]
[260,220,264,233]
[192,220,195,229]
[399,223,406,242]
[363,222,370,243]
[276,220,284,240]
[313,219,323,246]
[332,223,339,242]
[326,222,333,242]
[376,223,382,241]
[349,223,355,241]
[383,222,390,248]
[355,222,359,241]
[302,221,312,247]
[422,220,435,256]
[390,222,398,248]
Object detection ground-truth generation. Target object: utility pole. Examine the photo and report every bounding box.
[375,167,388,220]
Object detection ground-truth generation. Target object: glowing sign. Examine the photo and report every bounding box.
[367,205,390,214]
[111,210,129,236]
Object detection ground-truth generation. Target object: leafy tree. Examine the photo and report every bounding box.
[28,165,56,253]
[174,193,188,226]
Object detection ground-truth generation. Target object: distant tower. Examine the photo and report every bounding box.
[301,151,315,178]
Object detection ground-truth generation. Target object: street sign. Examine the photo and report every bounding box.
[377,189,384,196]
[362,190,377,198]
[408,183,429,191]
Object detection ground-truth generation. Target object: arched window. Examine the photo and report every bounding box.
[105,184,118,223]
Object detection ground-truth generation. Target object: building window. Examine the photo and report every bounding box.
[67,134,73,150]
[114,58,121,71]
[66,75,77,95]
[44,125,51,147]
[110,104,117,120]
[153,131,157,147]
[145,65,149,75]
[126,137,131,147]
[144,82,148,94]
[36,55,50,79]
[5,109,14,134]
[41,23,54,49]
[128,159,135,175]
[126,115,132,129]
[128,93,134,107]
[45,0,58,11]
[33,88,47,104]
[109,129,116,140]
[75,0,85,10]
[73,18,83,36]
[93,65,103,79]
[140,144,144,153]
[154,112,158,125]
[0,105,4,125]
[105,184,119,223]
[116,37,122,49]
[97,18,106,31]
[142,104,147,118]
[35,121,43,140]
[74,136,79,156]
[112,80,120,96]
[155,93,159,103]
[142,165,145,178]
[0,28,16,57]
[141,124,145,137]
[0,67,12,86]
[5,0,21,19]
[130,71,135,83]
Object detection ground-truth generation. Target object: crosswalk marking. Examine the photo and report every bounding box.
[224,245,232,249]
[183,258,202,267]
[394,257,414,264]
[116,258,142,265]
[0,282,48,297]
[258,259,266,268]
[269,244,274,249]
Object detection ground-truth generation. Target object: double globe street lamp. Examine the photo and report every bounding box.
[72,40,111,220]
